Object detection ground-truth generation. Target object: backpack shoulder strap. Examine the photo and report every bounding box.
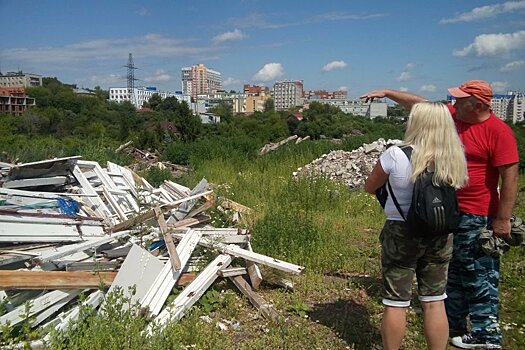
[386,145,412,221]
[400,145,413,160]
[387,180,406,221]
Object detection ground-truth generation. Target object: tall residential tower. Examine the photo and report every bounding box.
[181,64,222,98]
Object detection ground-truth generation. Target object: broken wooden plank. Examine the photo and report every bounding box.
[0,270,116,289]
[217,267,247,278]
[220,198,253,214]
[229,275,281,321]
[246,242,263,290]
[167,214,210,229]
[64,260,120,272]
[155,206,181,271]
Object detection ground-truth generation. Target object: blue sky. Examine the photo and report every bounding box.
[1,0,524,100]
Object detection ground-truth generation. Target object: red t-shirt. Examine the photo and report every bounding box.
[448,105,519,216]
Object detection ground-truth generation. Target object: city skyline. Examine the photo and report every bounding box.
[1,1,524,100]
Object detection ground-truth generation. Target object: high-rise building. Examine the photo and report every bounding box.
[273,80,304,111]
[181,64,222,98]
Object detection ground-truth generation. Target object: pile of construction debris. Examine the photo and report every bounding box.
[115,141,189,177]
[258,135,310,155]
[293,138,402,188]
[0,156,303,347]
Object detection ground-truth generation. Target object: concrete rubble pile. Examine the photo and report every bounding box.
[0,156,304,348]
[293,138,402,188]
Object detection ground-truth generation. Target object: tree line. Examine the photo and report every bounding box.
[0,78,523,171]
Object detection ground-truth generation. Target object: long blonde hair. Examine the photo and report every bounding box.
[403,102,468,188]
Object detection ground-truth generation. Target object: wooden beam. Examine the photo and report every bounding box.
[229,275,280,321]
[0,270,116,289]
[155,206,181,271]
[246,242,263,290]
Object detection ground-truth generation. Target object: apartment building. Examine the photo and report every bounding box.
[0,71,42,88]
[447,91,524,123]
[303,89,347,100]
[244,84,271,113]
[0,87,36,114]
[109,87,189,109]
[273,80,304,111]
[309,98,387,118]
[181,64,223,98]
[191,92,246,115]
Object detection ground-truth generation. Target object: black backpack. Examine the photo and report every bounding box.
[376,146,460,236]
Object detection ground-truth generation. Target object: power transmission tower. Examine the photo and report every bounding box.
[123,53,139,107]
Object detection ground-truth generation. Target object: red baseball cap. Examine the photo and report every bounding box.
[448,80,493,106]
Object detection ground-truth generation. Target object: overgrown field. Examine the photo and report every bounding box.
[2,136,524,349]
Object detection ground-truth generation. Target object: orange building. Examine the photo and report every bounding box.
[0,87,36,114]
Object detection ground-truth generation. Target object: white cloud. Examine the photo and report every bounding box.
[404,63,416,70]
[453,30,525,56]
[399,87,409,92]
[136,7,149,16]
[338,86,348,92]
[397,71,412,82]
[491,81,509,93]
[89,74,122,85]
[212,29,246,44]
[322,60,347,72]
[229,12,385,30]
[420,84,436,92]
[0,34,220,67]
[441,1,525,23]
[500,60,525,71]
[252,63,284,82]
[144,69,172,83]
[223,77,241,87]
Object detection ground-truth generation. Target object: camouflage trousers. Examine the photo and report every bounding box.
[380,220,453,307]
[445,213,501,344]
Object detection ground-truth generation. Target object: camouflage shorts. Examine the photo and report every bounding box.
[380,220,453,307]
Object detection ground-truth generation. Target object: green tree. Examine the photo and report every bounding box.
[146,93,163,110]
[263,98,274,112]
[208,100,233,123]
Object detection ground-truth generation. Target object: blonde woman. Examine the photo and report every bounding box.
[365,102,468,350]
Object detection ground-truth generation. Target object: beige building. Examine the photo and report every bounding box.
[243,84,271,113]
[181,64,222,98]
[0,71,42,88]
[245,94,271,113]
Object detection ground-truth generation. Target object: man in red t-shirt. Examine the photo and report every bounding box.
[361,81,519,349]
